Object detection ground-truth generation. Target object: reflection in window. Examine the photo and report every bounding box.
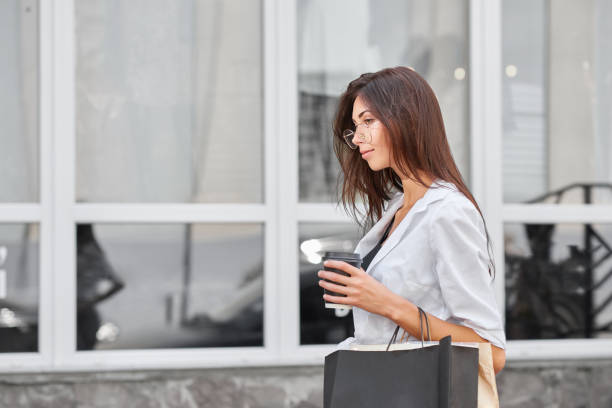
[76,223,264,350]
[503,0,612,203]
[75,0,263,203]
[505,223,612,339]
[0,0,39,202]
[0,224,39,353]
[299,222,361,344]
[298,0,470,202]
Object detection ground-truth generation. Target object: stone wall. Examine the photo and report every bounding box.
[1,361,612,407]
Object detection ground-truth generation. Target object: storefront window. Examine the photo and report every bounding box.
[0,0,38,202]
[75,0,264,203]
[76,223,264,350]
[505,222,612,339]
[503,0,612,204]
[298,222,361,344]
[0,224,39,353]
[298,0,470,203]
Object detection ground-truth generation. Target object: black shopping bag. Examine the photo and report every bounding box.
[324,310,479,407]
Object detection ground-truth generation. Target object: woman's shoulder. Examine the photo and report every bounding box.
[426,183,488,249]
[428,183,482,224]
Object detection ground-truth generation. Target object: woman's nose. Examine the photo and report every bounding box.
[352,127,366,144]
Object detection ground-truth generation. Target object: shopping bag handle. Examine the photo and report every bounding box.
[385,306,431,351]
[418,306,431,343]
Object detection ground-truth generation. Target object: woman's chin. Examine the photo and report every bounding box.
[367,162,385,171]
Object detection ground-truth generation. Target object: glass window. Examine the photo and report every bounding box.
[75,0,263,203]
[0,224,39,353]
[76,223,264,350]
[505,222,612,340]
[0,0,39,202]
[298,0,470,202]
[503,0,612,204]
[299,222,361,344]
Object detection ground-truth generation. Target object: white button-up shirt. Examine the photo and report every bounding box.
[338,179,506,349]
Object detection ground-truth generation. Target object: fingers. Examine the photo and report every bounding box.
[323,293,354,306]
[322,260,361,276]
[318,279,352,296]
[317,270,350,285]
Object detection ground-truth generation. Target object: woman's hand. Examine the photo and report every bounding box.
[318,260,399,318]
[319,261,507,373]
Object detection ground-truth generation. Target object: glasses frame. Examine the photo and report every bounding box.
[342,119,379,149]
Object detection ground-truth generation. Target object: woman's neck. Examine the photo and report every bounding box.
[398,173,434,214]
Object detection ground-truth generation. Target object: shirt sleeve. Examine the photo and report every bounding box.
[429,195,506,349]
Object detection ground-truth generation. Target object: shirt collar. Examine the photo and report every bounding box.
[386,178,457,215]
[355,178,457,271]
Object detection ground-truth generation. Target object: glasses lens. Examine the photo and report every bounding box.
[342,129,358,149]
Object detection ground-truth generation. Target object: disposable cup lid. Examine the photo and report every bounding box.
[322,251,361,262]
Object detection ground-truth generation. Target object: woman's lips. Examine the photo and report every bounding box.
[361,149,374,159]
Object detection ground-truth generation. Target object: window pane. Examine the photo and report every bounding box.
[0,0,39,202]
[503,0,612,203]
[505,223,612,339]
[76,223,263,350]
[299,222,361,344]
[75,0,263,203]
[0,224,39,353]
[298,0,470,202]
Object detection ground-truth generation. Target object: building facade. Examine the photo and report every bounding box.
[1,0,612,406]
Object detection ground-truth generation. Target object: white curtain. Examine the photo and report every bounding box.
[75,0,263,203]
[0,0,38,203]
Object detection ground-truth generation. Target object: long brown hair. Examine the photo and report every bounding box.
[332,66,495,275]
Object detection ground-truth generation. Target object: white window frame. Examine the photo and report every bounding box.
[0,0,53,371]
[492,0,612,360]
[292,0,612,363]
[2,0,283,372]
[2,0,612,373]
[48,0,281,372]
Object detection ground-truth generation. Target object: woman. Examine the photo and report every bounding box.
[317,66,506,374]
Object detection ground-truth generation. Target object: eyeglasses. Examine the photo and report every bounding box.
[342,119,380,149]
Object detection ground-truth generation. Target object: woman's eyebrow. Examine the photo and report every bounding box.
[352,110,371,123]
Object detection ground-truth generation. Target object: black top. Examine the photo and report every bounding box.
[361,214,396,271]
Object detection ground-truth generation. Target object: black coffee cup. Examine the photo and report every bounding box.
[321,251,362,309]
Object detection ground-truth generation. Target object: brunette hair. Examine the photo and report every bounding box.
[332,66,495,275]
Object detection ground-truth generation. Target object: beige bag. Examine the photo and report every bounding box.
[477,342,500,408]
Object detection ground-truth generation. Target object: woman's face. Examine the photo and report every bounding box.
[351,95,393,172]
